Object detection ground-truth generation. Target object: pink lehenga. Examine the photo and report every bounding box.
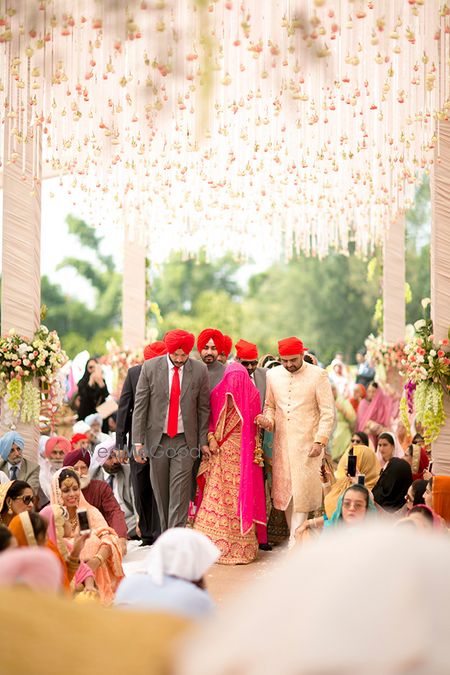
[194,363,267,565]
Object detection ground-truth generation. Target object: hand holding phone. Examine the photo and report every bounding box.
[347,453,357,478]
[77,508,91,535]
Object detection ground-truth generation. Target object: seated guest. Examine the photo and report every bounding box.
[39,436,72,504]
[376,431,405,468]
[297,485,377,537]
[0,524,16,552]
[9,512,48,547]
[0,432,40,495]
[323,444,380,519]
[51,468,124,604]
[424,476,450,527]
[0,481,34,528]
[400,479,428,516]
[404,443,429,481]
[70,432,90,452]
[84,413,110,450]
[40,504,95,594]
[406,505,440,530]
[90,440,137,538]
[115,528,219,619]
[63,448,128,553]
[372,435,412,512]
[0,547,63,593]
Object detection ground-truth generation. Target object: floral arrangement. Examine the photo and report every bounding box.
[400,300,450,444]
[365,334,407,377]
[0,326,68,425]
[100,338,144,397]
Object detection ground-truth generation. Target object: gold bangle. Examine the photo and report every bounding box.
[207,432,216,442]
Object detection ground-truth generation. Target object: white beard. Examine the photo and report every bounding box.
[79,475,91,490]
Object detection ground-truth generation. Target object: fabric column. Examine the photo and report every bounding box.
[1,130,42,461]
[431,119,450,475]
[122,224,146,350]
[383,214,405,344]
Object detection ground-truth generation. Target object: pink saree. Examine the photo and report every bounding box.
[194,363,267,564]
[356,386,395,446]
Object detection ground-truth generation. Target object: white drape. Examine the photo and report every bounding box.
[431,120,450,475]
[383,214,405,344]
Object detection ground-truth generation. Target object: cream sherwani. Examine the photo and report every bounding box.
[264,362,335,513]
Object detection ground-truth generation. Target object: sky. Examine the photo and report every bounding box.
[0,177,267,308]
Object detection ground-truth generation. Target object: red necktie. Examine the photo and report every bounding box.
[167,366,181,438]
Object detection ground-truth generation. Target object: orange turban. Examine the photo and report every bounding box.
[44,436,71,459]
[222,335,232,358]
[144,341,168,360]
[235,339,258,361]
[164,329,195,355]
[197,328,224,353]
[278,337,307,356]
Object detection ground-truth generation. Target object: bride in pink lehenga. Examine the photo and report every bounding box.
[194,363,267,565]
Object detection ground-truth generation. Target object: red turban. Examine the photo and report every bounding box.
[222,335,232,358]
[278,337,307,356]
[144,341,168,360]
[63,448,91,468]
[71,433,88,448]
[235,339,258,361]
[164,330,195,355]
[44,436,71,459]
[197,328,224,353]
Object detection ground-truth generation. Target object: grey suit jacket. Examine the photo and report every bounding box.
[207,360,225,391]
[0,458,40,495]
[132,356,210,453]
[253,367,267,409]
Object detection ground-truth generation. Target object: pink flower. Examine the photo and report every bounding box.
[438,350,445,358]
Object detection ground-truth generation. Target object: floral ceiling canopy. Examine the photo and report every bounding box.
[0,0,449,258]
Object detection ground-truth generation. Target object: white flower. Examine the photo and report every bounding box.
[416,354,424,363]
[414,320,426,331]
[421,297,431,309]
[430,350,437,357]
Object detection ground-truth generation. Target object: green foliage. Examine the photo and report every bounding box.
[41,216,122,358]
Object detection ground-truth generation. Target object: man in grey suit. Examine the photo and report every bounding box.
[132,329,210,531]
[235,339,267,408]
[0,431,40,495]
[197,328,226,391]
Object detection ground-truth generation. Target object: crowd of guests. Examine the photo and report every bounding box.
[1,331,450,673]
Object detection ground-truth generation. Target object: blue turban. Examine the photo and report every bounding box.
[0,431,25,461]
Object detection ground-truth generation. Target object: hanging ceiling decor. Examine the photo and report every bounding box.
[0,0,448,259]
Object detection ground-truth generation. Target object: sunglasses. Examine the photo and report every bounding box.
[241,361,258,367]
[13,495,34,506]
[350,438,361,443]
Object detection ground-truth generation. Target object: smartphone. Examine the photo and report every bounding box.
[76,508,91,534]
[347,454,357,477]
[357,474,365,486]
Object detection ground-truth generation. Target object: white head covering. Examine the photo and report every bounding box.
[89,438,116,476]
[38,435,50,457]
[376,431,405,467]
[72,420,90,435]
[176,524,450,675]
[84,413,102,427]
[146,528,220,586]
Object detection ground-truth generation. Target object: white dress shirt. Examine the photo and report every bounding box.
[102,468,136,532]
[163,354,185,435]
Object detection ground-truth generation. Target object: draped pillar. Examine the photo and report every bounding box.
[383,214,406,344]
[1,130,42,461]
[431,119,450,475]
[122,224,147,350]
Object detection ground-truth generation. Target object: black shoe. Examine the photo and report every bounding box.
[259,543,273,551]
[139,538,154,547]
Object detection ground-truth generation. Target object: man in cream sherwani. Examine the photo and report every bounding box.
[257,336,335,548]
